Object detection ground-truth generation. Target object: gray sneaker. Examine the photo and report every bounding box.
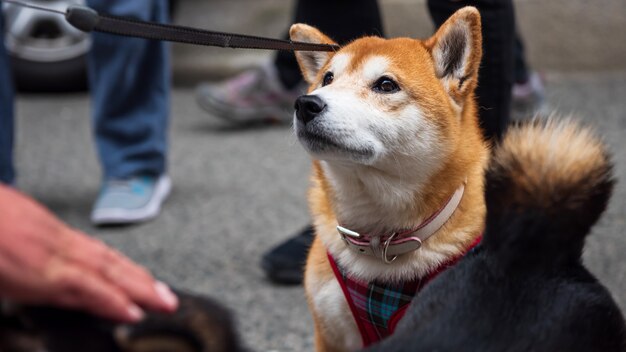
[512,71,546,113]
[91,175,171,225]
[196,65,304,125]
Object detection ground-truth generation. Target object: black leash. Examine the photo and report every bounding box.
[1,0,340,52]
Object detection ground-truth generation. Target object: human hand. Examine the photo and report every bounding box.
[0,185,178,322]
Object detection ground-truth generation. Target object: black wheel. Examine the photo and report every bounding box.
[11,55,87,92]
[2,0,91,92]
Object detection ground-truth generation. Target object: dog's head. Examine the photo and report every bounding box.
[291,7,482,176]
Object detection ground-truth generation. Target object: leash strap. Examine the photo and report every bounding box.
[1,0,340,52]
[65,6,340,52]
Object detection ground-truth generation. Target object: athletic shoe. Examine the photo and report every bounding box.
[196,65,304,125]
[91,175,171,226]
[261,225,314,285]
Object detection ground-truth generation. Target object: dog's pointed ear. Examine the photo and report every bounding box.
[425,7,482,105]
[290,24,337,84]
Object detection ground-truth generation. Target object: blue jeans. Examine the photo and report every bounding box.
[0,1,170,184]
[88,0,170,179]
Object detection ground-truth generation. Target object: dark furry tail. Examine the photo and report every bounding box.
[484,118,614,264]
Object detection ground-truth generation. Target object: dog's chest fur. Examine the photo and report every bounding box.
[306,261,362,351]
[321,161,429,232]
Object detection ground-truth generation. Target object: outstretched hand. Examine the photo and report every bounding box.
[0,185,178,322]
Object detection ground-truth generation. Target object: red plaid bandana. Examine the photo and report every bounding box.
[327,235,482,347]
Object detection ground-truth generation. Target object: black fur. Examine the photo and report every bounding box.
[366,122,626,352]
[0,290,245,352]
[440,26,467,78]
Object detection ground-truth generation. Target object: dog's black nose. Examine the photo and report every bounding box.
[294,95,326,124]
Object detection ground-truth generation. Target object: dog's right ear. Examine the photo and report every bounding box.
[289,24,337,84]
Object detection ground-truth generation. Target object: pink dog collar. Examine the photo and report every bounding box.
[337,183,466,264]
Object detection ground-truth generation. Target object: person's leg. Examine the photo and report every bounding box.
[428,0,515,142]
[0,14,16,185]
[88,0,170,179]
[88,0,171,225]
[262,0,384,284]
[511,31,545,111]
[513,33,529,85]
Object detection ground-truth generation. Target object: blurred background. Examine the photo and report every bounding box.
[4,0,626,350]
[7,0,625,89]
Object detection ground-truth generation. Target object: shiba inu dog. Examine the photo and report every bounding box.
[365,119,626,352]
[291,6,489,351]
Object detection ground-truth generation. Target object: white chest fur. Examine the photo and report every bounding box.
[305,268,361,351]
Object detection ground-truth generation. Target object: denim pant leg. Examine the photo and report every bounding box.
[87,0,170,179]
[0,15,16,185]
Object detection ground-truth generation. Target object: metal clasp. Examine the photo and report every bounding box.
[382,232,398,264]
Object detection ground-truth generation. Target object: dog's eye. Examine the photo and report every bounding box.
[373,77,400,93]
[322,72,334,86]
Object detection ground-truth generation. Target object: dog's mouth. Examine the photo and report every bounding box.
[297,126,375,162]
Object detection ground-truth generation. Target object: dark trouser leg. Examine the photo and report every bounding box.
[274,0,385,90]
[0,14,15,185]
[514,33,529,84]
[428,0,515,142]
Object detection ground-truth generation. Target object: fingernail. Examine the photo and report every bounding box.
[127,304,144,322]
[155,281,178,309]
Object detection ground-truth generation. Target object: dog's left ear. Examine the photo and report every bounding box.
[425,7,482,105]
[290,24,337,84]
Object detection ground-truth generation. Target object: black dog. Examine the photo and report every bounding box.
[0,290,245,352]
[367,120,626,352]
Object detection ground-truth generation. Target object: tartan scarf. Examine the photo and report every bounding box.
[327,235,482,347]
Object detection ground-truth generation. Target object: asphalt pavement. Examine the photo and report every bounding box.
[12,71,626,352]
[9,0,626,351]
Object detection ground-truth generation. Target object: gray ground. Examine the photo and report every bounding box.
[10,1,626,351]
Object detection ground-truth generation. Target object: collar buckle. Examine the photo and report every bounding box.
[336,182,466,264]
[382,232,399,264]
[337,226,423,264]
